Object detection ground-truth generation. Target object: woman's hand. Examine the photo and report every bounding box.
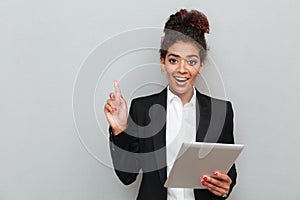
[200,171,232,197]
[104,80,128,135]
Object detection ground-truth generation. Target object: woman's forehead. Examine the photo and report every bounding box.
[166,41,200,58]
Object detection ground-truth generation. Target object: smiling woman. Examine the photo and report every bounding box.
[104,9,237,200]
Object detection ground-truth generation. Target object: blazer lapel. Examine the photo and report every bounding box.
[151,88,168,185]
[195,90,211,142]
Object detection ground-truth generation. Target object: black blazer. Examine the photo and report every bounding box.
[109,88,237,200]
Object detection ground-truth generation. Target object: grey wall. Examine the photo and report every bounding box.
[1,0,300,199]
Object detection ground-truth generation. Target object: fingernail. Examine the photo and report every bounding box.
[120,95,123,99]
[214,172,218,176]
[203,176,208,181]
[114,107,117,111]
[112,94,115,99]
[201,181,205,186]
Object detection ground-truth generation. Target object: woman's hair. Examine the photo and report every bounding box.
[160,9,210,62]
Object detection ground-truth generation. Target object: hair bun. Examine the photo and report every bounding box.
[164,9,210,34]
[181,9,210,34]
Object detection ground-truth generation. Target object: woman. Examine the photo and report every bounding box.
[104,9,236,200]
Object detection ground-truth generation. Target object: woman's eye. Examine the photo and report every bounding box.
[169,58,178,64]
[187,60,197,65]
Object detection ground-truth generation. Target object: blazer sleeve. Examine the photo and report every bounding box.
[109,99,141,185]
[215,101,237,199]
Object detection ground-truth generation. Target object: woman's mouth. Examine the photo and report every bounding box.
[174,76,189,83]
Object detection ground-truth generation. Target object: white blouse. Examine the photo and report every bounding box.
[166,86,197,200]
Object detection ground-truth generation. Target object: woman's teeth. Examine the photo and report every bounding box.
[175,77,188,82]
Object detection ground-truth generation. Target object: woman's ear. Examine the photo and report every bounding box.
[160,58,165,71]
[198,62,205,74]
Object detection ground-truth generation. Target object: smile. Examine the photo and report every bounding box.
[174,77,189,83]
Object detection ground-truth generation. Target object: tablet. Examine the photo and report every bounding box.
[164,142,244,189]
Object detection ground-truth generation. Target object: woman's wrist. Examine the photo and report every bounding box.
[111,126,126,136]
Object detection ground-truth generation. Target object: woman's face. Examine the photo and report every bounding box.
[161,40,204,103]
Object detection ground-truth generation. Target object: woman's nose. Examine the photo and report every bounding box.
[178,59,187,73]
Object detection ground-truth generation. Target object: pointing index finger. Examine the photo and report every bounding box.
[114,80,122,96]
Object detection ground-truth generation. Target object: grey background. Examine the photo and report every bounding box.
[1,0,300,199]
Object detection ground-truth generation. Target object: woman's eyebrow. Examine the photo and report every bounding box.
[167,53,180,58]
[186,55,199,59]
